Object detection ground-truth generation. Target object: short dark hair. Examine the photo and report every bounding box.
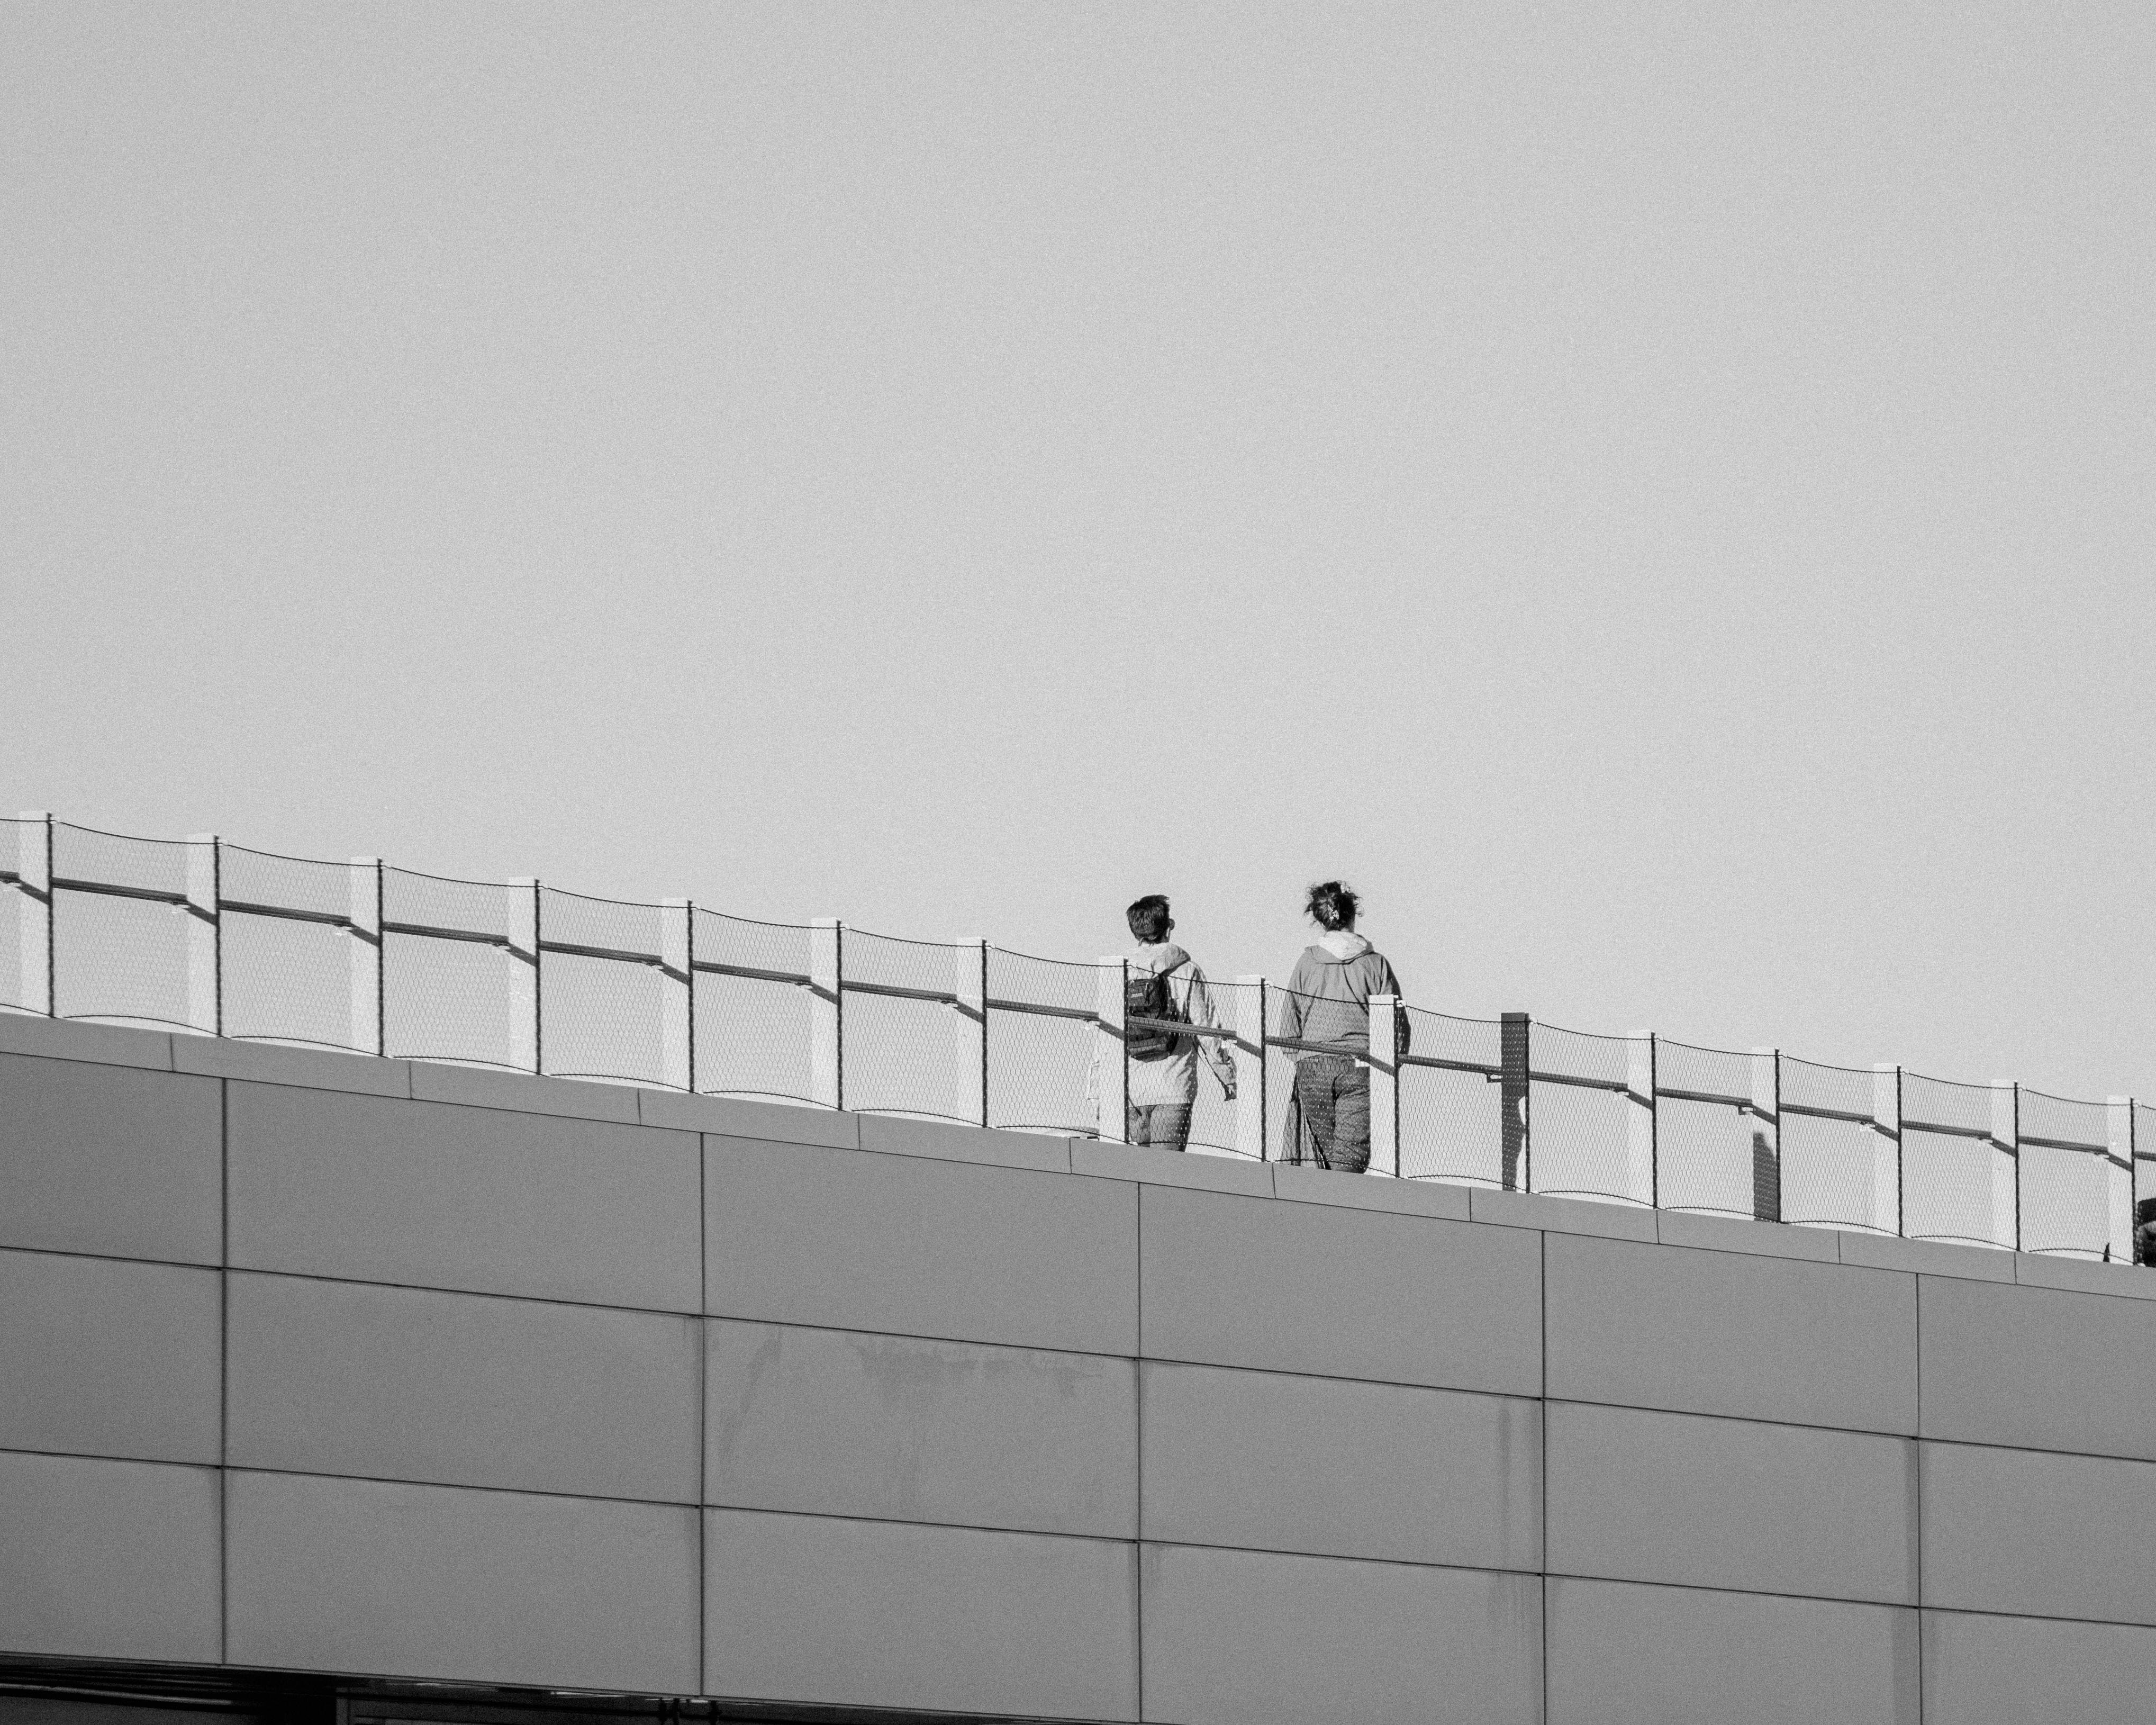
[1305,880,1360,931]
[1126,895,1172,943]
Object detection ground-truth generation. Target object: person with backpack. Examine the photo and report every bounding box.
[1085,893,1237,1151]
[1278,880,1408,1172]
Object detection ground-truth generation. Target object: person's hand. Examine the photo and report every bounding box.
[1220,1080,1238,1102]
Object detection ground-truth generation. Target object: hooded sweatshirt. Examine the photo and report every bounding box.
[1084,941,1237,1110]
[1279,931,1405,1056]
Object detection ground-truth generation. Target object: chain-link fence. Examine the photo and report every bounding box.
[5,813,2150,1263]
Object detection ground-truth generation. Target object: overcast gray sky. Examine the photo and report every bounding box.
[5,3,2152,1101]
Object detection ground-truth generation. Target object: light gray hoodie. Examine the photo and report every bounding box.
[1278,931,1406,1056]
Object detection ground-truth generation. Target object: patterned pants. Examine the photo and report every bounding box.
[1296,1056,1370,1173]
[1127,1103,1194,1153]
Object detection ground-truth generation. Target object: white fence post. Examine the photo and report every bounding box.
[1990,1079,2020,1250]
[1234,976,1269,1160]
[659,899,694,1092]
[185,834,221,1036]
[1626,1031,1656,1206]
[507,877,540,1073]
[348,857,384,1056]
[16,811,53,1015]
[1872,1063,1903,1236]
[809,918,844,1110]
[1094,959,1129,1143]
[956,940,989,1127]
[2106,1097,2135,1264]
[1750,1047,1781,1222]
[1368,995,1401,1177]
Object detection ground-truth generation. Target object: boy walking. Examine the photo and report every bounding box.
[1088,894,1236,1151]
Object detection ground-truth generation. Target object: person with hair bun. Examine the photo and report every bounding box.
[1278,880,1408,1172]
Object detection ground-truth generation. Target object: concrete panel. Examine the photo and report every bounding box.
[1921,1441,2156,1625]
[171,1034,411,1097]
[0,1054,220,1265]
[1547,1400,1916,1605]
[227,1083,701,1311]
[226,1469,698,1692]
[706,1319,1134,1537]
[637,1089,857,1146]
[1921,1609,2156,1722]
[1072,1140,1273,1197]
[1546,1576,1919,1725]
[0,1014,171,1070]
[1655,1207,1840,1262]
[1919,1276,2156,1460]
[1140,1361,1539,1570]
[1271,1162,1472,1221]
[0,1450,220,1664]
[1838,1232,2015,1283]
[1139,1185,1541,1395]
[0,1251,221,1466]
[1139,1542,1542,1725]
[228,1272,700,1502]
[705,1138,1137,1356]
[1473,1186,1659,1242]
[858,1114,1073,1174]
[703,1507,1137,1721]
[2013,1252,2156,1300]
[1547,1234,1917,1433]
[407,1061,642,1123]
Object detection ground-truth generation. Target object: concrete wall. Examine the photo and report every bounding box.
[4,1013,2154,1722]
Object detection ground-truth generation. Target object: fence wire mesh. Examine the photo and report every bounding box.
[693,910,814,1105]
[985,947,1101,1136]
[1529,1022,1643,1206]
[1399,1008,1505,1187]
[2140,1103,2156,1265]
[221,844,356,1049]
[2017,1088,2114,1259]
[383,867,516,1069]
[1780,1057,1890,1234]
[51,823,197,1029]
[1901,1071,2013,1251]
[844,929,975,1123]
[1657,1040,1772,1220]
[539,888,667,1088]
[1,817,27,1013]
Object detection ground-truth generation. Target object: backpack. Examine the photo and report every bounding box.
[1125,957,1189,1061]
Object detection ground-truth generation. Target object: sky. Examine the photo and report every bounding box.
[4,3,2153,1102]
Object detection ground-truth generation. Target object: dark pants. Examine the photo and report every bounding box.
[1128,1102,1193,1152]
[1296,1056,1370,1173]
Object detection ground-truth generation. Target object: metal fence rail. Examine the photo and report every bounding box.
[5,812,2147,1264]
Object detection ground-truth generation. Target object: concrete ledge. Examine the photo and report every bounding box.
[1072,1139,1275,1198]
[1471,1188,1658,1242]
[1656,1208,1840,1263]
[0,1013,172,1071]
[637,1090,859,1148]
[858,1114,1073,1175]
[2014,1252,2156,1301]
[1836,1232,2015,1283]
[407,1061,643,1124]
[1272,1164,1473,1221]
[171,1035,413,1097]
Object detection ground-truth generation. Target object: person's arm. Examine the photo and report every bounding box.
[1184,963,1237,1093]
[1277,957,1309,1050]
[1381,957,1410,1058]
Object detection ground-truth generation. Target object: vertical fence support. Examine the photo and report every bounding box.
[1625,1031,1656,1207]
[2106,1097,2135,1264]
[506,878,541,1073]
[1872,1063,1903,1236]
[1750,1048,1781,1223]
[185,834,221,1036]
[1368,995,1402,1178]
[809,918,844,1110]
[1990,1079,2020,1250]
[1234,976,1269,1161]
[16,811,53,1015]
[1094,959,1129,1144]
[956,939,989,1127]
[348,857,384,1056]
[1501,1012,1531,1192]
[659,899,694,1092]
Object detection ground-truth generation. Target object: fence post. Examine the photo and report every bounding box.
[185,834,221,1036]
[507,878,541,1073]
[1369,995,1401,1177]
[2106,1097,2134,1264]
[348,857,384,1056]
[659,899,694,1092]
[1094,959,1129,1144]
[1501,1012,1531,1191]
[16,811,53,1016]
[1234,976,1269,1161]
[1750,1048,1781,1222]
[956,939,989,1127]
[1872,1064,1903,1236]
[809,919,844,1110]
[1626,1031,1656,1207]
[1990,1079,2019,1250]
